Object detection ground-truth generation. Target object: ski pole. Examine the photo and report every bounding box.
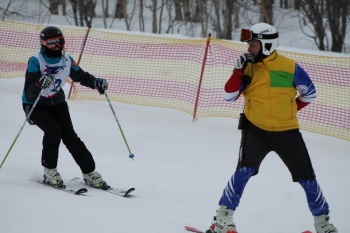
[104,91,135,160]
[0,89,43,170]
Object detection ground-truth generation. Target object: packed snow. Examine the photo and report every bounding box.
[0,76,349,233]
[1,1,349,233]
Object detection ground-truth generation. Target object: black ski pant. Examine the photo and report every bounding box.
[238,121,315,182]
[23,101,95,174]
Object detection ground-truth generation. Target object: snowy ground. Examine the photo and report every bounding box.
[0,77,349,233]
[1,2,349,232]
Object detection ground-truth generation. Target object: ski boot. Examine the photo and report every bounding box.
[314,212,338,233]
[206,206,237,233]
[44,168,65,188]
[83,171,109,189]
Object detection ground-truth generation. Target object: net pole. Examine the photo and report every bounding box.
[68,26,91,99]
[192,33,211,122]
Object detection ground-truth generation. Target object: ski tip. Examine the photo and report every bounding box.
[185,226,204,233]
[123,187,135,197]
[75,187,88,195]
[302,231,313,233]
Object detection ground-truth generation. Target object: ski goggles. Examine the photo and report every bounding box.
[40,36,65,50]
[240,29,278,42]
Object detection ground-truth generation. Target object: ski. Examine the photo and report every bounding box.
[71,177,135,197]
[185,226,205,233]
[31,178,88,195]
[185,226,313,233]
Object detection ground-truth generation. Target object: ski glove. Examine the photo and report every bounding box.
[94,78,108,94]
[38,74,55,89]
[234,53,254,70]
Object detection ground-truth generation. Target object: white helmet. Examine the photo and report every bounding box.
[241,23,279,56]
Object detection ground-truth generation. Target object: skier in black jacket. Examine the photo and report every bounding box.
[22,26,109,189]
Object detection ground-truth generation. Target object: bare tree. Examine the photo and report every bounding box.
[69,0,95,27]
[182,0,191,22]
[212,0,223,38]
[222,0,233,39]
[174,0,183,21]
[326,0,348,52]
[233,0,240,29]
[257,0,274,24]
[101,0,107,28]
[48,0,66,15]
[49,0,60,15]
[2,0,15,21]
[151,0,157,33]
[299,0,328,51]
[115,0,125,18]
[104,0,109,18]
[165,0,176,34]
[71,0,79,26]
[115,0,132,30]
[192,0,202,22]
[200,0,208,38]
[139,0,145,32]
[294,0,301,10]
[159,0,166,33]
[192,0,208,37]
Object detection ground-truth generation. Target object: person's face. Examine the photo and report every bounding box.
[247,40,261,59]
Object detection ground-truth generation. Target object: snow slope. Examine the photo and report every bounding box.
[1,2,349,232]
[0,77,349,233]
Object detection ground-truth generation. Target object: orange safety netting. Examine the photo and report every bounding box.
[1,21,349,141]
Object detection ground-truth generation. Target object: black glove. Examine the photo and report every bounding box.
[234,53,254,70]
[242,74,252,86]
[94,78,108,94]
[38,75,55,89]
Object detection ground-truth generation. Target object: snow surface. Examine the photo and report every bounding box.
[0,76,349,233]
[1,1,350,233]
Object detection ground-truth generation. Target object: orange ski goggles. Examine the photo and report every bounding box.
[40,36,65,50]
[240,29,278,42]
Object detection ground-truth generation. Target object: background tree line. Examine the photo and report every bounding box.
[2,0,349,53]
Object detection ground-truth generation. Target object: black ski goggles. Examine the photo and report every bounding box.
[40,36,65,50]
[240,29,279,42]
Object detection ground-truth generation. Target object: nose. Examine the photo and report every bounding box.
[247,45,253,53]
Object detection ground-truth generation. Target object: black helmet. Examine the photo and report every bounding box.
[40,26,65,58]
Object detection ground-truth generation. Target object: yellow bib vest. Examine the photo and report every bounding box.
[243,51,299,131]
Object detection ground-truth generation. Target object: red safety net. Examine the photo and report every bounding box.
[1,21,349,141]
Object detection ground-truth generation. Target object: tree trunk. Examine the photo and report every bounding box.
[294,0,300,10]
[139,0,145,32]
[174,0,183,21]
[102,0,107,28]
[49,0,60,15]
[327,0,347,52]
[259,0,273,25]
[300,0,327,51]
[152,0,157,33]
[193,0,202,22]
[213,0,223,38]
[115,0,124,18]
[104,0,109,18]
[233,0,239,29]
[182,0,191,22]
[85,0,96,18]
[70,0,79,26]
[159,0,166,34]
[78,0,84,26]
[222,0,233,39]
